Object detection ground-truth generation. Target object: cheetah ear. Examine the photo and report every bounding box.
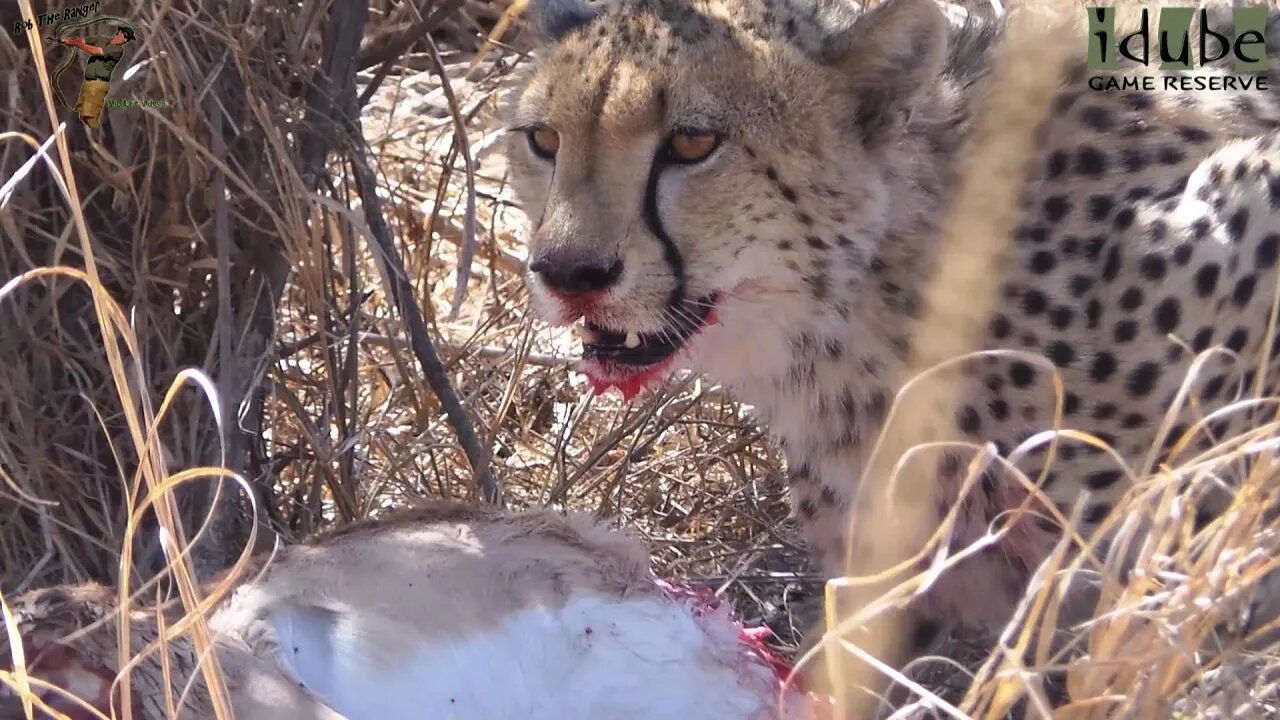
[823,0,950,145]
[532,0,599,42]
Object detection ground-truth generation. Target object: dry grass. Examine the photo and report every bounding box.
[0,0,1279,718]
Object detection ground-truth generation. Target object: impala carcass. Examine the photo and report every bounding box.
[3,502,827,719]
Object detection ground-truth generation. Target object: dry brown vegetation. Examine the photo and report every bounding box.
[1,0,1279,718]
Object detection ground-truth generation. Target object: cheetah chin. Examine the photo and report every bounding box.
[574,292,722,399]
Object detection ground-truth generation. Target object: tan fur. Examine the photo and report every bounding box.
[212,502,654,666]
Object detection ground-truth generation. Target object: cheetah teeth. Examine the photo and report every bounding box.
[577,321,643,349]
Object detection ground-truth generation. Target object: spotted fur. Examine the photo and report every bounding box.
[505,0,1280,639]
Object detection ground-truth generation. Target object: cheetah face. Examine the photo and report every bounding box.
[505,0,948,398]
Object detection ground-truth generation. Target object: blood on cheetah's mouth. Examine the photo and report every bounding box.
[577,293,720,400]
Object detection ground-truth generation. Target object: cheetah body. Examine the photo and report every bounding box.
[505,0,1280,635]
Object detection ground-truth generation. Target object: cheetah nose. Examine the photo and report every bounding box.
[529,252,623,297]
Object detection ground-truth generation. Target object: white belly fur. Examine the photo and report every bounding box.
[264,594,788,720]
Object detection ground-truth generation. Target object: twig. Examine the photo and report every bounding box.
[279,329,573,368]
[385,183,528,276]
[205,64,240,580]
[334,0,498,505]
[423,32,478,322]
[15,506,56,593]
[465,0,530,79]
[299,0,369,189]
[353,164,499,503]
[356,0,470,72]
[279,326,572,363]
[357,0,467,108]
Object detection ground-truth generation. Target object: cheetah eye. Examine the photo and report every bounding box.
[527,126,561,160]
[664,130,720,164]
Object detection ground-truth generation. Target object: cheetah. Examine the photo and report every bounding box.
[504,0,1280,649]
